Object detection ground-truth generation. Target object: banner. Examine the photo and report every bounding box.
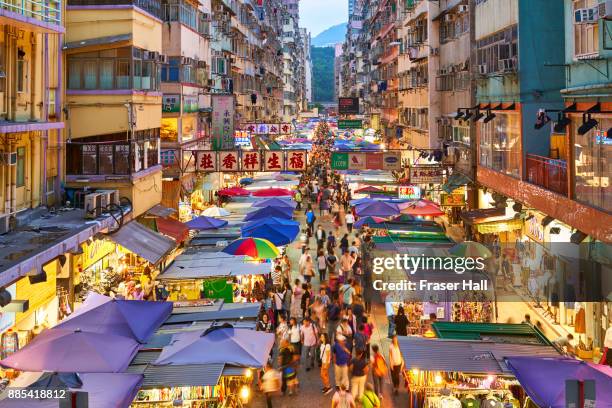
[347,153,366,170]
[382,152,401,170]
[192,150,308,172]
[242,123,293,135]
[212,95,235,150]
[264,151,283,171]
[338,119,363,129]
[196,151,217,172]
[366,153,383,170]
[242,151,262,171]
[440,193,466,207]
[331,153,349,170]
[410,165,444,184]
[287,151,307,171]
[162,94,180,113]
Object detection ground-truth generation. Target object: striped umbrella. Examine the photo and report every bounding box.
[221,237,280,259]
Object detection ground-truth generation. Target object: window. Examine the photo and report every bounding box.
[478,112,520,177]
[16,147,25,187]
[82,145,98,175]
[573,0,599,58]
[573,117,611,212]
[83,60,97,89]
[477,26,518,74]
[16,55,27,93]
[46,176,56,194]
[98,144,114,174]
[452,126,470,144]
[114,145,131,174]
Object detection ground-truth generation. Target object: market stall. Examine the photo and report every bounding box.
[397,336,562,408]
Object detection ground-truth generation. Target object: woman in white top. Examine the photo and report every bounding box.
[319,333,332,393]
[388,335,405,395]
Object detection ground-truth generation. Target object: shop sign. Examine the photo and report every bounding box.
[183,95,198,113]
[410,165,444,184]
[82,238,116,271]
[287,151,307,171]
[196,151,218,171]
[280,123,292,134]
[366,153,383,169]
[338,119,363,129]
[162,94,180,113]
[347,153,366,170]
[338,97,359,114]
[440,193,466,207]
[331,153,349,170]
[268,124,279,134]
[264,151,283,171]
[212,95,235,150]
[242,123,292,135]
[234,131,251,147]
[526,212,547,244]
[398,185,421,200]
[0,284,16,334]
[219,151,239,171]
[242,151,262,171]
[382,152,402,171]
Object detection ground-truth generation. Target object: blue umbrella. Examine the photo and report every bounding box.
[239,178,254,185]
[241,217,300,233]
[350,197,375,206]
[185,216,229,230]
[355,201,400,217]
[354,216,387,229]
[252,197,297,209]
[242,223,299,246]
[244,206,293,222]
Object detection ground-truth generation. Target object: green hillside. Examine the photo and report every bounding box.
[311,46,335,103]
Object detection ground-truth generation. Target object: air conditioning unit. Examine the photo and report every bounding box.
[574,7,598,23]
[97,189,120,208]
[478,64,488,75]
[500,58,516,72]
[145,51,158,61]
[0,151,17,165]
[444,14,453,22]
[458,4,468,13]
[430,47,439,56]
[0,214,10,235]
[84,193,103,219]
[215,5,224,13]
[158,54,168,64]
[599,0,612,19]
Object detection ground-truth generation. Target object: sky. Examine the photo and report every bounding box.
[300,0,348,37]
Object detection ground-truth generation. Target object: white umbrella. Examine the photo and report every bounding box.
[202,206,230,217]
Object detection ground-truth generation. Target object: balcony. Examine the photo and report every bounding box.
[0,0,61,30]
[67,0,162,19]
[526,154,568,196]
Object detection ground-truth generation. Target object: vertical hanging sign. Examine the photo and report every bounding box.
[212,95,235,150]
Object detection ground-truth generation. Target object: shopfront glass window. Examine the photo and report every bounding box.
[114,145,131,174]
[82,145,97,175]
[573,117,612,212]
[479,112,520,177]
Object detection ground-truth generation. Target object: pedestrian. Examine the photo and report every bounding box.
[261,362,281,408]
[278,338,298,396]
[294,189,302,210]
[344,212,355,233]
[280,254,292,284]
[306,206,316,236]
[326,251,338,276]
[316,226,327,251]
[340,234,349,254]
[301,283,312,318]
[361,383,381,408]
[317,250,328,283]
[311,296,327,332]
[300,317,319,371]
[349,349,369,401]
[273,287,287,327]
[339,252,355,283]
[352,254,363,287]
[336,318,354,354]
[276,314,289,344]
[327,231,337,254]
[370,345,387,398]
[288,317,301,357]
[340,278,356,308]
[290,279,303,319]
[301,254,315,284]
[319,333,333,394]
[327,297,342,338]
[332,334,351,390]
[394,306,409,336]
[385,301,396,338]
[257,313,273,333]
[388,335,405,395]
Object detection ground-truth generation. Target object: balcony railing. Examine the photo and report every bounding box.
[526,153,568,196]
[0,0,61,25]
[67,0,162,19]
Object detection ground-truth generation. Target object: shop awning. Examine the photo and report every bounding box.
[146,204,177,218]
[441,172,472,194]
[135,363,225,388]
[475,218,523,234]
[158,261,270,280]
[432,322,553,346]
[154,217,189,243]
[107,222,176,265]
[461,207,505,224]
[397,337,561,375]
[164,304,261,324]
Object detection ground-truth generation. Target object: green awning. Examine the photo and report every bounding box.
[432,322,553,346]
[441,172,471,194]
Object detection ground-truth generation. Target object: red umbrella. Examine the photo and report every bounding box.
[218,187,251,197]
[252,188,294,197]
[401,199,445,216]
[355,186,382,194]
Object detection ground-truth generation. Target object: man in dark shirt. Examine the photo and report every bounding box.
[332,334,351,389]
[349,350,369,400]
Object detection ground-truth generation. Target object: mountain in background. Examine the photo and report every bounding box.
[311,46,335,103]
[312,23,346,47]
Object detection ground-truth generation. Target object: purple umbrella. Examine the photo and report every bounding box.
[0,373,143,408]
[252,197,297,208]
[0,328,139,373]
[244,206,293,222]
[154,327,275,368]
[185,216,229,230]
[55,292,172,343]
[355,201,400,217]
[506,357,612,408]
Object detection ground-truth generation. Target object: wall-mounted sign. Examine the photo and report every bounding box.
[383,152,401,170]
[398,185,421,200]
[191,150,308,172]
[338,119,363,129]
[183,95,199,113]
[331,153,349,170]
[242,123,293,135]
[440,193,466,207]
[287,151,307,171]
[410,165,444,184]
[331,152,401,171]
[212,95,235,150]
[163,94,180,113]
[525,212,547,244]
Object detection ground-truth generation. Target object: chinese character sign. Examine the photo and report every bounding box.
[242,151,261,171]
[410,165,444,184]
[287,151,307,171]
[219,151,239,171]
[398,185,421,200]
[212,95,235,150]
[162,95,180,113]
[347,153,366,170]
[264,151,283,171]
[280,123,292,134]
[269,124,279,134]
[256,124,269,134]
[196,151,217,172]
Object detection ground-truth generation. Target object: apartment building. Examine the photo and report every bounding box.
[64,0,164,217]
[302,28,313,104]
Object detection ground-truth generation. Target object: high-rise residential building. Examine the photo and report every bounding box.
[281,2,308,121]
[349,0,356,17]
